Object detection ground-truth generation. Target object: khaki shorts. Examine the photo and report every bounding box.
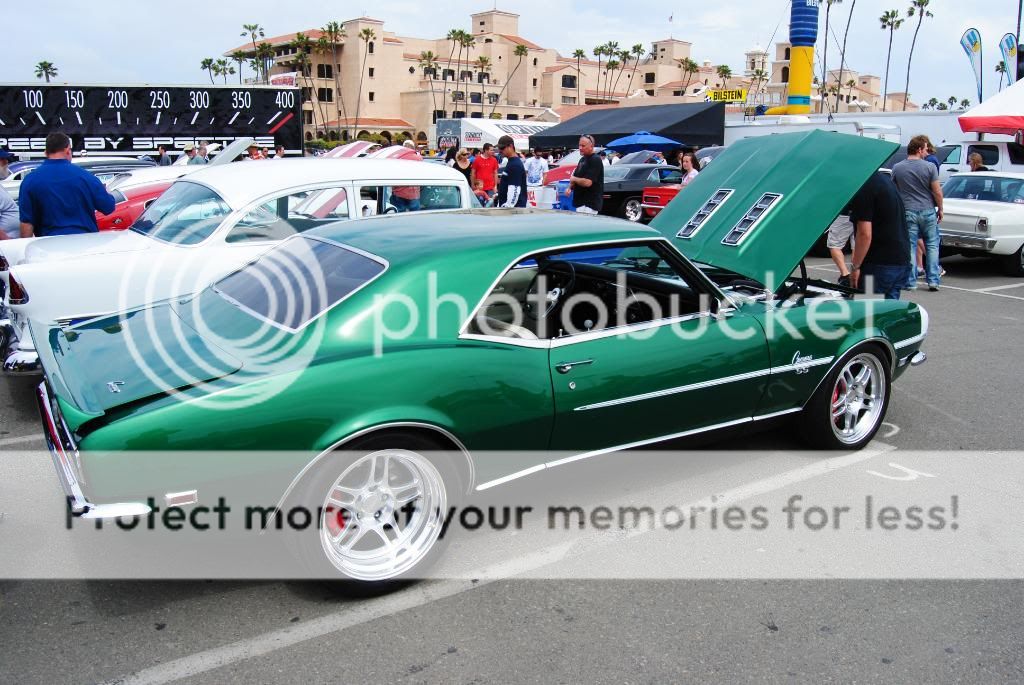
[826,216,855,250]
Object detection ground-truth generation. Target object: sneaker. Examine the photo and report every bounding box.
[917,270,926,280]
[940,268,947,277]
[838,274,851,287]
[903,283,918,291]
[928,285,939,292]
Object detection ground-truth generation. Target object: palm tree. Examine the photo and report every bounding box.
[879,9,903,111]
[475,56,492,117]
[927,97,939,110]
[959,98,971,110]
[314,36,337,136]
[947,96,957,109]
[749,68,770,104]
[715,64,732,88]
[606,60,620,100]
[602,42,620,100]
[354,28,376,138]
[492,44,528,116]
[572,49,586,104]
[292,34,323,138]
[215,59,234,84]
[255,42,275,84]
[628,44,645,96]
[834,0,857,113]
[996,60,1008,91]
[461,34,476,87]
[200,58,215,84]
[34,60,58,83]
[903,0,934,111]
[820,0,843,101]
[231,50,248,83]
[419,51,441,125]
[593,44,605,101]
[241,24,265,80]
[675,57,700,95]
[445,29,460,86]
[321,21,348,141]
[936,102,948,110]
[844,78,856,107]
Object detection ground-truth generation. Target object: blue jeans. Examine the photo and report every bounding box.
[905,208,940,287]
[861,263,910,300]
[390,194,421,213]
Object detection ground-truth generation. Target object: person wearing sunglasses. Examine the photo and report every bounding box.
[496,136,528,208]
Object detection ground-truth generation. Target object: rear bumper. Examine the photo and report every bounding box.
[2,317,41,375]
[940,231,996,252]
[36,381,151,520]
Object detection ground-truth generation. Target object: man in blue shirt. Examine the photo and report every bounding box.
[497,136,528,208]
[19,133,116,237]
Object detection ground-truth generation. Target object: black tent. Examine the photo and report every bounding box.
[528,102,725,149]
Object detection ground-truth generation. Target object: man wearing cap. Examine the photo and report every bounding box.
[0,150,16,181]
[183,143,204,165]
[246,143,263,161]
[497,135,527,208]
[18,132,116,237]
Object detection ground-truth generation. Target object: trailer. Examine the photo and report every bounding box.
[0,83,302,158]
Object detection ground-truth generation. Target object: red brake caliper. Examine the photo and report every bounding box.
[324,489,349,536]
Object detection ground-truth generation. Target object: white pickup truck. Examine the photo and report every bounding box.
[939,141,1024,182]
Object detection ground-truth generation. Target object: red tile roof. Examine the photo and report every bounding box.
[498,34,542,50]
[325,117,415,129]
[554,103,620,121]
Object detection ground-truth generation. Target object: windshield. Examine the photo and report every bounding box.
[131,181,232,245]
[943,174,1024,204]
[212,236,387,330]
[603,166,634,181]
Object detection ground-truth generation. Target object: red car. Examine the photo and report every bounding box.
[640,183,683,219]
[96,182,171,231]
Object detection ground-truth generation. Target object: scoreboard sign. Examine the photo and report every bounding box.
[0,84,302,156]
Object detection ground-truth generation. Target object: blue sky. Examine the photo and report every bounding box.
[2,1,1018,106]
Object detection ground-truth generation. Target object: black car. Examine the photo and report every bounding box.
[601,164,682,222]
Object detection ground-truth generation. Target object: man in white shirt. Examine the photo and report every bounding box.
[524,149,549,186]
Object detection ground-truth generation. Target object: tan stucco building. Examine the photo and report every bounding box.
[226,10,915,145]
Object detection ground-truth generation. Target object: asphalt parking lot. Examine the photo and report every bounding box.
[1,255,1022,684]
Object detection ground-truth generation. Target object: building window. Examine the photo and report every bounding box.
[460,70,473,81]
[561,96,576,104]
[316,64,333,79]
[303,111,313,124]
[301,87,312,101]
[470,112,483,118]
[561,75,577,89]
[423,67,436,78]
[368,42,374,54]
[452,91,465,101]
[784,47,790,60]
[442,68,455,81]
[453,110,466,118]
[368,92,375,102]
[480,20,485,26]
[507,114,519,120]
[316,88,334,102]
[369,67,375,78]
[645,89,655,96]
[672,90,684,96]
[487,93,499,105]
[433,109,445,122]
[470,92,482,104]
[781,66,789,83]
[533,58,538,66]
[645,72,656,84]
[477,72,489,83]
[532,78,537,87]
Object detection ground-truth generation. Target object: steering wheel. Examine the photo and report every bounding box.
[525,260,576,321]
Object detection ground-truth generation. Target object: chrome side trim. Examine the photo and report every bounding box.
[770,357,835,375]
[272,421,475,523]
[893,335,924,350]
[573,367,773,412]
[752,407,803,421]
[895,304,929,350]
[476,415,761,491]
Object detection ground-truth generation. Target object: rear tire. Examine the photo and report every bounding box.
[290,432,462,595]
[999,245,1024,277]
[798,345,891,450]
[620,197,643,223]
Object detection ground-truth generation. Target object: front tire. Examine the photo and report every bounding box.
[999,244,1024,277]
[292,433,461,592]
[799,345,891,450]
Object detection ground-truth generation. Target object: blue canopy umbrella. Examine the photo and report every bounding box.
[604,131,684,153]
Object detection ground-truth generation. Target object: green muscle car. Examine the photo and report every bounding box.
[34,130,928,583]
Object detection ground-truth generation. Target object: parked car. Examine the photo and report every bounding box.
[2,156,157,199]
[96,182,173,231]
[599,164,682,222]
[34,131,927,584]
[639,147,728,219]
[1,158,474,374]
[105,138,250,192]
[939,171,1024,275]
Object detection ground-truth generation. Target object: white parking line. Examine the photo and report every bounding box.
[976,283,1024,292]
[937,284,1024,301]
[0,434,43,447]
[99,447,889,685]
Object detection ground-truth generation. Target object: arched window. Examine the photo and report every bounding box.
[781,66,790,83]
[784,47,790,60]
[368,42,375,54]
[380,131,392,143]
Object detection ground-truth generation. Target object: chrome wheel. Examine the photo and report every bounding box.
[829,353,886,445]
[319,449,447,581]
[622,198,643,223]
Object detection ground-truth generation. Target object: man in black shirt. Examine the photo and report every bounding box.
[567,134,604,214]
[849,171,911,299]
[496,135,528,208]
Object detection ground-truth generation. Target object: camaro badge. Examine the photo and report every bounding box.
[106,381,126,393]
[792,352,814,375]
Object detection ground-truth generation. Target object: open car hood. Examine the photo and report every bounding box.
[650,130,898,286]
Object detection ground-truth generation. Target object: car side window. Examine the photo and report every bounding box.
[943,147,962,165]
[357,184,463,217]
[659,168,683,184]
[466,242,711,342]
[1007,143,1024,166]
[968,145,999,166]
[227,186,350,243]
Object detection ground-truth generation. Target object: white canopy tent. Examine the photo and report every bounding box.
[959,79,1024,136]
[436,119,558,151]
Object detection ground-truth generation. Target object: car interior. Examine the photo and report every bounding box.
[467,243,710,341]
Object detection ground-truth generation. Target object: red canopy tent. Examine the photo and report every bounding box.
[959,78,1024,136]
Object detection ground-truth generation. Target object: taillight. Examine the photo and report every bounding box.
[0,254,8,272]
[8,273,28,304]
[976,217,989,233]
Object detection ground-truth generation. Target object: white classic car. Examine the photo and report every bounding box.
[940,171,1024,276]
[0,158,474,373]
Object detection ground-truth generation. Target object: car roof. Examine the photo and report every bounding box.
[182,158,467,208]
[313,208,660,269]
[948,171,1024,180]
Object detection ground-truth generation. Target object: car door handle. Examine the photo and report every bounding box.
[555,359,594,374]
